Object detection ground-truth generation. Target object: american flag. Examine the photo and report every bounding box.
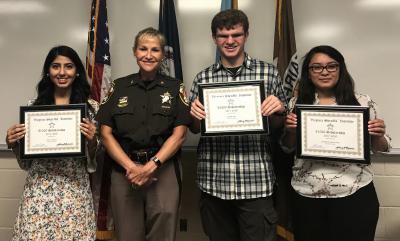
[86,1,113,240]
[86,0,111,103]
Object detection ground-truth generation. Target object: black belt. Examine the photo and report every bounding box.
[129,148,158,164]
[112,147,159,173]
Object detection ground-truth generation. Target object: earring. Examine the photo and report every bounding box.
[76,73,80,77]
[46,73,49,77]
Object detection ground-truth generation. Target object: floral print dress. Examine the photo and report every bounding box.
[12,100,99,241]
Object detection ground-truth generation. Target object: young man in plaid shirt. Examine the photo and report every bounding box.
[189,9,287,241]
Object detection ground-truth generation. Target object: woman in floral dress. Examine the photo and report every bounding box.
[6,45,98,240]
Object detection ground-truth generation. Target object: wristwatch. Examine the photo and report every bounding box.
[150,156,162,168]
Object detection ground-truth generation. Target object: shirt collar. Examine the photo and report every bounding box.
[129,73,167,89]
[212,53,254,73]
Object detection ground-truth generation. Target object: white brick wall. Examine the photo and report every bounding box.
[373,152,400,241]
[0,150,399,241]
[0,152,26,240]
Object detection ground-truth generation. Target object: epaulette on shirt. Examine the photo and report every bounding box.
[161,76,189,107]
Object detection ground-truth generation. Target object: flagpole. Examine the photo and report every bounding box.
[232,0,238,9]
[91,0,100,86]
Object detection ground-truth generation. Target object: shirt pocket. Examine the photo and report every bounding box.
[151,105,174,134]
[112,105,137,134]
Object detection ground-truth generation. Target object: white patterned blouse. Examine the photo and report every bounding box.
[282,93,391,198]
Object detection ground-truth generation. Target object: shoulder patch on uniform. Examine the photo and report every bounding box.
[100,80,115,105]
[179,83,189,106]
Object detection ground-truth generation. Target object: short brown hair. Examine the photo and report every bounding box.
[211,9,249,37]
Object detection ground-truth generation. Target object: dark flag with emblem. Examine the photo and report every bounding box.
[273,0,299,102]
[272,1,297,241]
[158,0,189,209]
[159,0,183,80]
[86,0,113,240]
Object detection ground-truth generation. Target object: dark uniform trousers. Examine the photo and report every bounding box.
[200,192,277,241]
[110,160,180,241]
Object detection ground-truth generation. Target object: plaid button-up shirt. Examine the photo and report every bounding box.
[189,54,287,200]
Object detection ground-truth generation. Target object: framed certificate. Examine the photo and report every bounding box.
[295,104,370,164]
[20,104,86,159]
[198,81,268,136]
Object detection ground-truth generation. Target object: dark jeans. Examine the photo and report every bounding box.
[199,192,277,241]
[292,182,379,241]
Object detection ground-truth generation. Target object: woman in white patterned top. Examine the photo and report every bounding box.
[281,45,391,241]
[5,45,98,240]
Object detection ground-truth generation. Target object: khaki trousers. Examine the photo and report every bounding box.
[110,160,180,241]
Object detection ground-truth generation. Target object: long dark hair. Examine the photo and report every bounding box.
[296,45,359,105]
[33,45,90,105]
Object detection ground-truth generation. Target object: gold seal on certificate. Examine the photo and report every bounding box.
[20,104,86,159]
[198,81,268,136]
[295,105,370,164]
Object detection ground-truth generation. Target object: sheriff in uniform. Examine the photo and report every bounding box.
[96,27,191,241]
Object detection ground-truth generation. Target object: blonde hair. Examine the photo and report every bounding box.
[133,27,166,53]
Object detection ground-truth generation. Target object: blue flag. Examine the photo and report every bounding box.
[215,0,233,61]
[221,0,232,11]
[159,0,183,80]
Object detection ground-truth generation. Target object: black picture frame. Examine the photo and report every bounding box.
[19,104,87,159]
[198,80,269,136]
[295,104,370,164]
